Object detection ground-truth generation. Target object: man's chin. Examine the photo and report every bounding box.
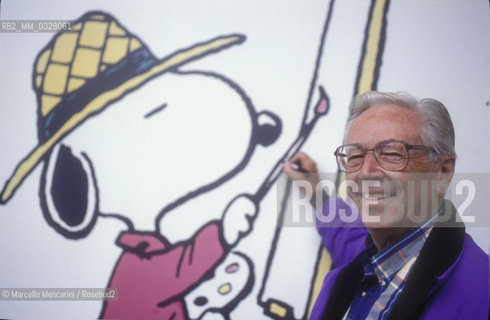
[359,207,407,229]
[362,220,405,230]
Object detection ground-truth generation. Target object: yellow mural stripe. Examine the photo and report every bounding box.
[307,0,390,316]
[0,35,243,204]
[342,0,389,196]
[307,249,332,318]
[356,0,389,94]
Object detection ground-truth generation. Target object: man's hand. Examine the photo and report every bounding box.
[222,194,257,246]
[283,151,320,195]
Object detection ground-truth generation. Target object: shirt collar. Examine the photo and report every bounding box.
[364,212,440,283]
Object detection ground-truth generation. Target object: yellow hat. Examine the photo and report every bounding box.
[1,11,245,204]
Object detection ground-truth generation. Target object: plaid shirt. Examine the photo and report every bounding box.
[343,213,439,320]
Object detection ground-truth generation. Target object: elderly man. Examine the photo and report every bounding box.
[284,91,489,319]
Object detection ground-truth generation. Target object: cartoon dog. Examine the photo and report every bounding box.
[1,11,328,319]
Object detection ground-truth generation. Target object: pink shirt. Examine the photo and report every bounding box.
[102,222,224,319]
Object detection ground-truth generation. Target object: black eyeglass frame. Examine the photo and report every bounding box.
[334,139,435,173]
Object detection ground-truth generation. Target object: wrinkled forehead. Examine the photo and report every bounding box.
[346,104,423,146]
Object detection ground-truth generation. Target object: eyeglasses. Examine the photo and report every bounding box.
[334,140,435,173]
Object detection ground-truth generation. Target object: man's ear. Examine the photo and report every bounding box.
[436,156,455,195]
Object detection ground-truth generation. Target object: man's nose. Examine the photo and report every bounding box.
[359,152,383,177]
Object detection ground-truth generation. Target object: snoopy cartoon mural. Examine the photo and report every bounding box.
[0,11,329,319]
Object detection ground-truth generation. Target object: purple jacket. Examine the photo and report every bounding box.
[310,198,489,320]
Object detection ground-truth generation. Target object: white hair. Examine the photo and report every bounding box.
[344,91,456,161]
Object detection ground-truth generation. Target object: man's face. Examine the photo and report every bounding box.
[345,104,442,233]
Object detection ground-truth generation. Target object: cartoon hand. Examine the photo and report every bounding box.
[222,194,258,246]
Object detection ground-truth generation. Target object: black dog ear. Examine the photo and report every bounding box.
[254,111,282,147]
[40,143,98,239]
